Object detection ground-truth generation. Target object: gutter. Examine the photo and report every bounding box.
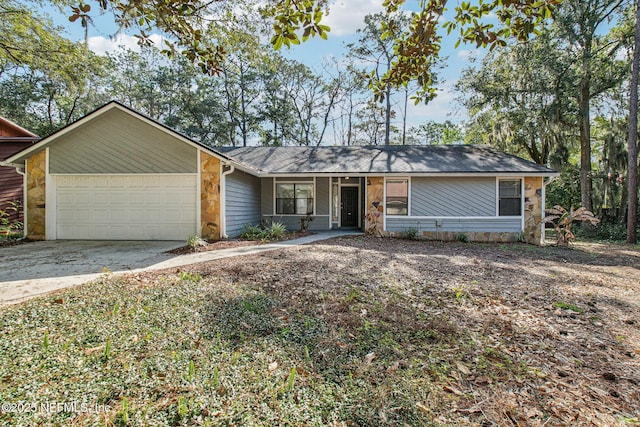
[220,164,235,239]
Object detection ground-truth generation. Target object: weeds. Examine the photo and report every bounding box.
[452,284,466,301]
[187,235,208,251]
[1,239,637,426]
[553,301,584,313]
[180,271,202,282]
[401,227,419,240]
[0,200,23,237]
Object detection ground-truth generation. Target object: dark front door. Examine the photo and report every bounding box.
[341,187,358,227]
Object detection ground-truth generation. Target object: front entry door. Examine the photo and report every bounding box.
[340,187,358,227]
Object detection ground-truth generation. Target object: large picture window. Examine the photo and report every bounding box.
[276,183,314,215]
[499,179,522,216]
[386,179,408,215]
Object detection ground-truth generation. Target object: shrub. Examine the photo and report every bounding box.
[268,222,287,239]
[187,235,207,252]
[456,233,469,243]
[0,200,23,237]
[241,222,288,241]
[542,205,600,246]
[300,215,314,232]
[240,224,265,240]
[574,221,628,242]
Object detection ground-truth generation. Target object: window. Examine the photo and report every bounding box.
[331,183,339,222]
[386,179,408,215]
[499,179,522,216]
[276,183,314,215]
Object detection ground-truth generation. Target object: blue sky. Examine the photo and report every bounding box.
[45,0,483,127]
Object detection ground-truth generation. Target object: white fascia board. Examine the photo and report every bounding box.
[258,172,558,178]
[3,102,234,166]
[4,103,120,164]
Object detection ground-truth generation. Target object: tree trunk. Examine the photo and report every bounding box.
[384,85,392,145]
[402,88,408,145]
[579,76,593,213]
[627,2,640,244]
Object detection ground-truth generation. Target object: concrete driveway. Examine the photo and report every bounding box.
[0,231,363,306]
[0,240,182,305]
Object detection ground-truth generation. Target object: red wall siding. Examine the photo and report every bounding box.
[1,142,33,225]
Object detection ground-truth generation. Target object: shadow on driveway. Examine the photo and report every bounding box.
[0,240,182,305]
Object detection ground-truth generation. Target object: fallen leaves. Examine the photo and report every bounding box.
[1,237,639,426]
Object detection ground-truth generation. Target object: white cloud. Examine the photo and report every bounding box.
[456,49,480,60]
[88,33,165,56]
[402,81,466,125]
[323,0,384,36]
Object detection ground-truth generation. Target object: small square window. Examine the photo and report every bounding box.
[499,180,522,216]
[386,179,408,216]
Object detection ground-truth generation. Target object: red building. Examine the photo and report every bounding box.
[0,117,39,225]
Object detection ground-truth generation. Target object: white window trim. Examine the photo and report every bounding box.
[496,177,524,218]
[273,180,317,216]
[384,177,411,218]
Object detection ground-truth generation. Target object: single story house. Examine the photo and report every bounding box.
[2,101,557,244]
[0,116,39,225]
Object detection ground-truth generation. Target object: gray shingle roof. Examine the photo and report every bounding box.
[214,145,556,175]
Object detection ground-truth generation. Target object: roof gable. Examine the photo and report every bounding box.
[3,101,229,167]
[0,116,38,138]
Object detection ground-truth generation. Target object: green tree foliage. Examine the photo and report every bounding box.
[347,12,411,145]
[552,0,629,212]
[457,30,575,166]
[626,2,640,243]
[61,0,561,103]
[406,120,463,145]
[0,0,110,135]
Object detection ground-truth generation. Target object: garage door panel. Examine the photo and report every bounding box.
[55,175,197,240]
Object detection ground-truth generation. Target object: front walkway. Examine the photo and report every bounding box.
[0,230,362,306]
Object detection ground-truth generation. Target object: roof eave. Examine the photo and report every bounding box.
[4,101,233,165]
[257,171,559,177]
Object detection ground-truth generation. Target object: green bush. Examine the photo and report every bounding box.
[240,222,288,241]
[240,224,265,240]
[268,222,287,239]
[574,222,628,242]
[456,233,469,243]
[0,200,23,237]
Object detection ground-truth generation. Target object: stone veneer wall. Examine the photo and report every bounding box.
[26,150,46,240]
[387,230,520,243]
[365,177,385,236]
[523,176,543,245]
[200,152,221,240]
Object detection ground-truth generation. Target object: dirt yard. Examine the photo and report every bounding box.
[172,236,640,425]
[1,236,638,426]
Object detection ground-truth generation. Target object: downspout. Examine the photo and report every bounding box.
[220,164,235,239]
[13,164,27,238]
[541,176,557,244]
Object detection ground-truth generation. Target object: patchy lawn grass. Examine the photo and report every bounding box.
[1,237,639,426]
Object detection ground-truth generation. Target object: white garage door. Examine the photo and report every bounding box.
[55,175,197,240]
